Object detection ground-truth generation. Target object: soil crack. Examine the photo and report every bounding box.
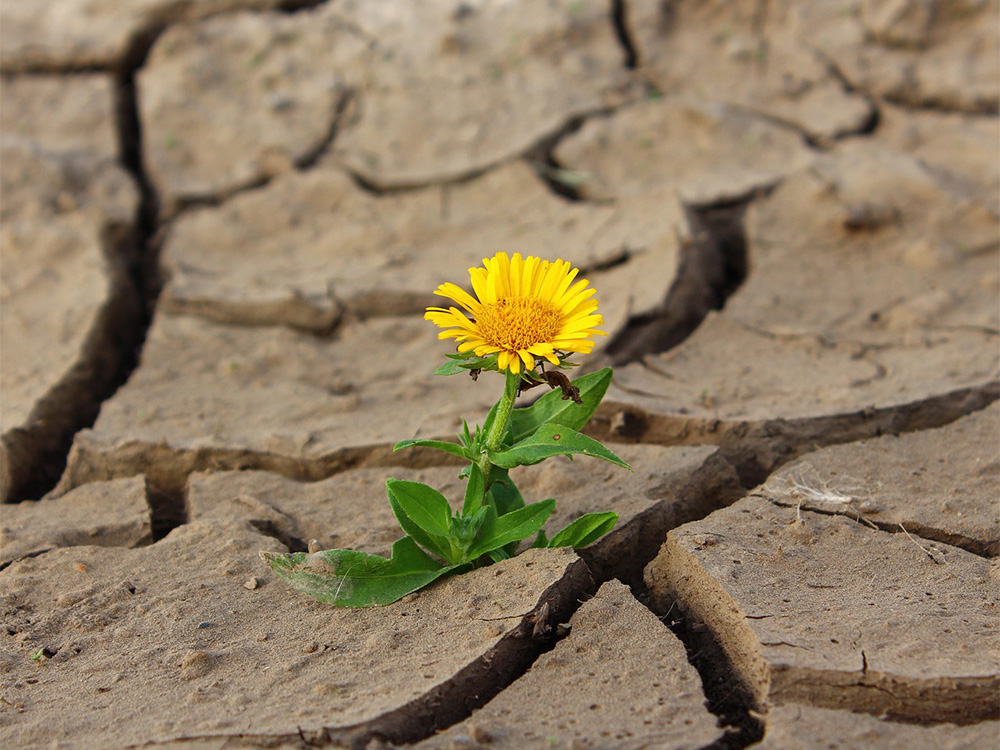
[647,597,764,750]
[604,191,758,365]
[1,45,162,503]
[756,492,996,558]
[611,0,639,70]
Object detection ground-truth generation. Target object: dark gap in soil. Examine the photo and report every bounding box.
[605,191,757,365]
[881,93,1000,117]
[5,28,168,506]
[843,99,881,138]
[344,160,498,198]
[582,247,633,276]
[295,88,356,171]
[146,477,187,542]
[611,0,639,69]
[276,0,332,12]
[117,29,164,298]
[322,561,596,749]
[759,495,997,559]
[114,32,172,530]
[1,42,165,503]
[248,520,309,553]
[741,386,1000,491]
[0,548,51,573]
[581,454,745,592]
[167,86,356,214]
[651,599,765,750]
[524,113,595,202]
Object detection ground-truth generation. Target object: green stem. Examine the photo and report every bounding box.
[475,369,520,509]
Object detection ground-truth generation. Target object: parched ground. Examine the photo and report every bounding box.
[1,1,998,749]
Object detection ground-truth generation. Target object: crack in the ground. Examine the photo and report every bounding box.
[523,109,616,203]
[603,191,757,366]
[0,206,144,503]
[592,381,1000,489]
[811,45,998,118]
[1,61,160,503]
[166,85,357,217]
[2,23,163,504]
[123,556,595,750]
[610,0,638,70]
[756,493,997,558]
[646,595,765,750]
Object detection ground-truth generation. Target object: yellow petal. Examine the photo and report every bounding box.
[551,265,580,304]
[510,253,523,297]
[557,279,591,309]
[469,267,491,304]
[536,259,562,301]
[493,252,512,297]
[434,283,481,314]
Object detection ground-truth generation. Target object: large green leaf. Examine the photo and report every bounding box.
[489,424,632,470]
[487,466,526,516]
[261,537,459,607]
[385,480,455,562]
[393,438,470,460]
[548,512,618,549]
[466,498,556,559]
[509,368,612,444]
[462,463,487,515]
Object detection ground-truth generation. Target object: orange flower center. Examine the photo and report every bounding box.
[476,297,563,351]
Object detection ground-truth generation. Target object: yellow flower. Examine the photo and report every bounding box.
[426,252,606,374]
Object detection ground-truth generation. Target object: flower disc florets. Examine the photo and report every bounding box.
[425,252,606,374]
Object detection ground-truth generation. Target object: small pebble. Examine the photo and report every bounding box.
[197,621,213,629]
[74,563,88,572]
[243,577,259,590]
[301,641,319,654]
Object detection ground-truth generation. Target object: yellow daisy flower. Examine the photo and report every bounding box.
[425,252,606,374]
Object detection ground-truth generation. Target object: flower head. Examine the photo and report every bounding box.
[426,252,606,374]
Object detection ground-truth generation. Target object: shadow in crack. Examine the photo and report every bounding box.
[605,193,756,366]
[661,604,766,750]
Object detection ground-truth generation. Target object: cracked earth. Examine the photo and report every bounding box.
[1,1,998,748]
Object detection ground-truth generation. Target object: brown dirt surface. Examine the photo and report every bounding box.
[415,580,724,750]
[1,0,998,748]
[756,705,999,750]
[645,495,999,722]
[2,526,589,748]
[758,403,1000,556]
[1,477,151,569]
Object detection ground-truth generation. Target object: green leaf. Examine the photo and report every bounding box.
[385,480,455,562]
[434,353,499,376]
[487,547,511,563]
[466,498,556,559]
[489,424,632,470]
[434,359,470,376]
[548,512,618,549]
[488,466,525,516]
[462,463,487,516]
[262,537,459,607]
[531,529,549,549]
[393,438,470,460]
[477,399,503,452]
[509,368,612,443]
